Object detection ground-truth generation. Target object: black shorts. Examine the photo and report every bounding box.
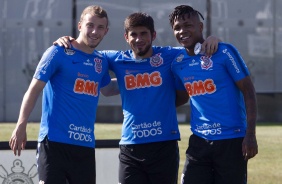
[182,134,247,184]
[119,140,179,184]
[37,137,96,184]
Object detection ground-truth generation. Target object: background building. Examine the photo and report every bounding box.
[0,0,281,122]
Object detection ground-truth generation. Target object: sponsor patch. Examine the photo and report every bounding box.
[176,54,184,62]
[64,48,75,55]
[189,59,200,66]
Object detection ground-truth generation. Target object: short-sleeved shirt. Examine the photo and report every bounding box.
[34,45,110,148]
[101,46,183,144]
[171,43,249,140]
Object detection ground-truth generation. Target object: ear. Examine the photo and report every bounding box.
[104,27,109,36]
[199,22,204,32]
[124,33,129,43]
[152,31,157,41]
[78,21,82,32]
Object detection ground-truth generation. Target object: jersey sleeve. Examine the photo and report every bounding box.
[171,50,186,90]
[33,45,62,82]
[99,50,120,70]
[100,71,111,88]
[221,43,250,82]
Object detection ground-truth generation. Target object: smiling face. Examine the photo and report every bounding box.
[125,26,156,59]
[77,13,108,53]
[172,13,204,55]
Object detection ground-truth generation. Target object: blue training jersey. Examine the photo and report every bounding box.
[171,43,249,140]
[34,45,110,148]
[101,46,183,145]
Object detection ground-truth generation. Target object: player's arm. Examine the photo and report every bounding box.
[236,76,258,160]
[100,78,120,96]
[201,35,222,56]
[175,90,189,107]
[9,79,46,156]
[53,36,75,48]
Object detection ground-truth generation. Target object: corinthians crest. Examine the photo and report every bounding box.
[0,159,37,184]
[200,56,213,70]
[150,53,163,67]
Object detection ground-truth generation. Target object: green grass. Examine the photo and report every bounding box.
[1,122,282,184]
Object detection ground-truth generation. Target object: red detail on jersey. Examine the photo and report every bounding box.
[74,78,98,96]
[184,79,216,96]
[124,71,162,90]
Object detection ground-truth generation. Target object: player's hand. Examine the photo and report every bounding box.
[53,36,75,48]
[9,124,27,156]
[201,35,221,57]
[242,133,258,160]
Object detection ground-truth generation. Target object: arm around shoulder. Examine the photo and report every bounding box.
[100,78,120,96]
[176,90,189,107]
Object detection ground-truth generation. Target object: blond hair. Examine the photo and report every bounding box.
[80,5,108,26]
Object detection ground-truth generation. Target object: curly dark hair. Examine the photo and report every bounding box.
[169,5,204,28]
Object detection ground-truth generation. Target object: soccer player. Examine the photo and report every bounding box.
[9,5,110,184]
[169,5,258,184]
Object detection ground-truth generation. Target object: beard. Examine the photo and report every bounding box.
[135,44,151,57]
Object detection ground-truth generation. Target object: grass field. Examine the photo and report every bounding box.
[1,122,282,184]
